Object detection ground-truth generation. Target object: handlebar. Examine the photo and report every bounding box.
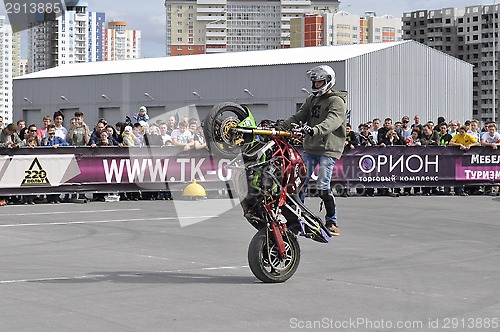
[231,128,292,137]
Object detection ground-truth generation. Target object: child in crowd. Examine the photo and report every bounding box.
[121,126,136,147]
[97,131,111,146]
[134,106,150,122]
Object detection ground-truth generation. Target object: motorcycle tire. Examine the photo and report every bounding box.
[203,102,249,159]
[247,227,301,283]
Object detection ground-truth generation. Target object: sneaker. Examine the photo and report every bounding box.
[325,222,340,236]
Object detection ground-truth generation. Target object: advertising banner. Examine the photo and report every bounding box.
[0,146,499,195]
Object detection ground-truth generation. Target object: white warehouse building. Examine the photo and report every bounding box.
[13,41,472,129]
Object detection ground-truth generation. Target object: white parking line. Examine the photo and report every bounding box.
[0,209,141,217]
[0,265,249,284]
[0,216,218,228]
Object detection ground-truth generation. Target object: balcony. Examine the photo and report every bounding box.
[206,47,227,54]
[197,7,225,13]
[205,39,227,45]
[206,31,226,37]
[197,16,225,21]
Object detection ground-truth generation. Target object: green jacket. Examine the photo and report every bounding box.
[283,90,348,159]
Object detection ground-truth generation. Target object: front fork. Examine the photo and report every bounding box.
[268,221,287,259]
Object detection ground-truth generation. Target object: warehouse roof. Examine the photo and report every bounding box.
[19,41,410,80]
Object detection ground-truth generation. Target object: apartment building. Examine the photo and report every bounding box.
[403,4,499,124]
[289,11,402,47]
[0,17,14,123]
[105,21,141,61]
[164,0,341,56]
[28,1,106,72]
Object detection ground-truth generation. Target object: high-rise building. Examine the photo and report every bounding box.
[18,59,28,77]
[105,21,141,61]
[289,11,402,47]
[403,4,498,124]
[0,16,14,123]
[163,0,341,56]
[28,1,106,72]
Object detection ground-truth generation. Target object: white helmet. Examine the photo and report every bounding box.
[306,65,336,96]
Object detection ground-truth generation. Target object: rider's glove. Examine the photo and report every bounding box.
[302,124,315,136]
[274,120,287,131]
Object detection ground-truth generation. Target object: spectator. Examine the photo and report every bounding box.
[171,121,194,151]
[0,115,4,129]
[411,115,424,132]
[159,122,173,146]
[370,118,381,144]
[41,124,69,147]
[17,120,26,139]
[132,122,146,147]
[358,123,376,146]
[96,131,112,146]
[89,120,118,147]
[105,125,121,145]
[481,123,500,149]
[145,124,163,146]
[420,124,439,195]
[193,125,207,150]
[394,121,403,132]
[379,125,403,147]
[22,124,41,147]
[338,123,358,197]
[53,111,68,140]
[36,115,52,140]
[67,112,90,146]
[122,126,136,147]
[403,127,422,195]
[378,125,403,196]
[19,128,29,142]
[450,125,479,196]
[398,115,412,140]
[114,122,125,144]
[448,121,459,136]
[420,123,439,146]
[41,125,68,204]
[467,119,481,142]
[436,122,453,195]
[25,137,39,148]
[405,127,421,146]
[463,120,471,132]
[449,125,479,151]
[166,115,177,135]
[481,123,500,195]
[438,122,453,146]
[344,123,359,150]
[378,117,393,140]
[134,106,150,123]
[0,123,21,148]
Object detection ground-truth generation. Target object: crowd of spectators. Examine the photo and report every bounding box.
[1,109,499,204]
[0,107,208,205]
[342,115,500,197]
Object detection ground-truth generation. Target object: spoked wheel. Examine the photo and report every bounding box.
[248,227,301,283]
[203,102,250,158]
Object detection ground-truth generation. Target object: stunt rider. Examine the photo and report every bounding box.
[277,65,348,236]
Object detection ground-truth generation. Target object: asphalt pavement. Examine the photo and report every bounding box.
[0,195,499,332]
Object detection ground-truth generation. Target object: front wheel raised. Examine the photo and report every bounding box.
[247,227,301,283]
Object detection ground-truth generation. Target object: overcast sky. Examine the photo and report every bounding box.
[0,1,497,58]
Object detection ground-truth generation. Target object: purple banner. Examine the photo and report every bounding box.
[0,146,499,195]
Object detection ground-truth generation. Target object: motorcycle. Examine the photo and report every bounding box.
[204,102,334,283]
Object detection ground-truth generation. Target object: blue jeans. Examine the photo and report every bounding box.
[300,152,337,223]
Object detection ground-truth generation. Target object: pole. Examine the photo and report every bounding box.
[494,1,497,123]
